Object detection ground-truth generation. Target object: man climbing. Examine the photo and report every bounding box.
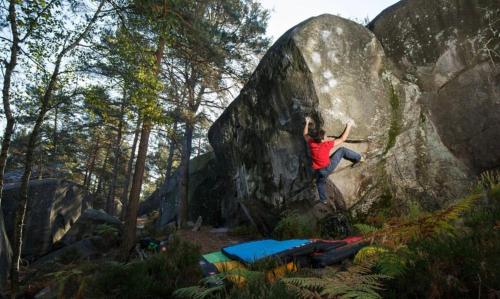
[303,116,364,203]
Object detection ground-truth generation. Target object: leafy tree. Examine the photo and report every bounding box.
[163,0,270,227]
[8,1,107,295]
[114,0,174,260]
[0,0,19,288]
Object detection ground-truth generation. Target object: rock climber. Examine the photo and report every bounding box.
[303,116,364,203]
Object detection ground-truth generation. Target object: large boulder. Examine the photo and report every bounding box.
[364,0,500,211]
[207,1,500,233]
[148,152,225,228]
[2,179,90,259]
[368,0,500,173]
[208,14,391,232]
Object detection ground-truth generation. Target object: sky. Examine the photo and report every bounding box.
[259,0,400,42]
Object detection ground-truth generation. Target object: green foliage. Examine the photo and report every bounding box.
[38,262,97,298]
[318,213,353,239]
[353,223,379,235]
[354,246,409,278]
[477,170,500,191]
[94,224,121,248]
[94,224,120,239]
[384,83,401,153]
[57,247,83,265]
[363,192,482,250]
[273,211,317,240]
[374,251,408,278]
[353,246,387,264]
[406,201,423,220]
[283,262,389,299]
[372,180,500,298]
[174,268,291,299]
[384,225,500,297]
[225,276,290,299]
[85,237,202,298]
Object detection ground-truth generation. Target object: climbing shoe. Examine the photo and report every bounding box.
[351,155,365,168]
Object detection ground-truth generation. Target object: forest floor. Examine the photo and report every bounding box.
[176,226,251,253]
[137,214,255,254]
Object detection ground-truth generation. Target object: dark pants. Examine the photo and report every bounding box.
[316,147,361,202]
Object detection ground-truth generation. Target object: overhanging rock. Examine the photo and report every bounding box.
[208,2,500,232]
[208,14,392,232]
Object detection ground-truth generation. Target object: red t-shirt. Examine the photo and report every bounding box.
[307,139,335,170]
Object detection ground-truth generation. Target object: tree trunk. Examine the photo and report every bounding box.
[120,116,141,220]
[120,35,165,259]
[158,120,178,222]
[164,119,178,181]
[0,0,19,288]
[37,149,44,180]
[84,135,101,189]
[10,2,105,294]
[177,80,204,228]
[178,123,194,228]
[120,120,152,259]
[95,141,111,197]
[53,105,58,157]
[10,102,49,296]
[0,211,11,290]
[106,99,126,216]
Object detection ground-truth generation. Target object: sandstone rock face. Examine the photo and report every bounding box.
[366,0,500,210]
[151,152,224,228]
[208,14,392,232]
[60,208,122,246]
[205,0,500,232]
[2,179,89,259]
[369,0,500,173]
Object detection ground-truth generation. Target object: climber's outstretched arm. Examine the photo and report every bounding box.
[303,117,312,141]
[334,121,354,146]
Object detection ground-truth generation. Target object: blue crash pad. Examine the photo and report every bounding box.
[221,239,311,263]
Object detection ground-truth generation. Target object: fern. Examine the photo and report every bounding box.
[174,267,271,298]
[282,261,389,299]
[283,277,326,291]
[375,252,407,277]
[363,193,482,250]
[353,223,379,235]
[285,283,319,299]
[353,246,387,264]
[94,224,119,236]
[479,170,500,190]
[173,285,224,299]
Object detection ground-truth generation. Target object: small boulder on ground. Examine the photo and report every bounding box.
[33,237,105,266]
[59,208,122,246]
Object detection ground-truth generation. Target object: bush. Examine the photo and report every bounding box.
[382,183,500,298]
[317,213,352,239]
[85,236,202,298]
[174,268,292,299]
[94,224,121,249]
[57,247,83,265]
[272,211,317,240]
